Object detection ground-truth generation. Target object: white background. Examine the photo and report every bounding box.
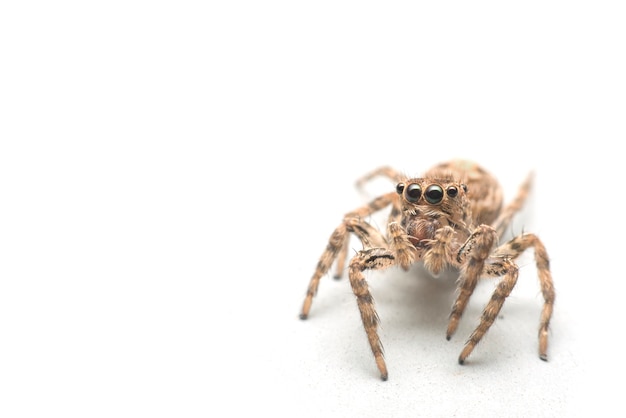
[1,1,624,417]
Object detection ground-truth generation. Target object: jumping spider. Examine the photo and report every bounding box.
[299,160,554,381]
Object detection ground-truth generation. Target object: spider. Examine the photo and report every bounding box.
[299,160,554,381]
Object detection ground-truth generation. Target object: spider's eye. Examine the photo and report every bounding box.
[396,183,405,195]
[461,184,468,193]
[446,186,458,197]
[405,184,421,203]
[425,184,444,204]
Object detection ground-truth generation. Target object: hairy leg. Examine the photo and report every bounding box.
[458,257,518,364]
[458,232,554,363]
[348,247,397,381]
[333,192,398,278]
[355,166,405,189]
[493,233,555,360]
[492,172,533,238]
[300,193,396,319]
[447,225,498,340]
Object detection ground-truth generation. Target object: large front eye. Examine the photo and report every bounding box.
[425,184,444,204]
[405,184,421,203]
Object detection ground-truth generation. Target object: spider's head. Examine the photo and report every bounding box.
[395,178,471,244]
[396,179,468,211]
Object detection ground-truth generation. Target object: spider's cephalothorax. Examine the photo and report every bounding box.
[299,160,554,381]
[396,178,471,250]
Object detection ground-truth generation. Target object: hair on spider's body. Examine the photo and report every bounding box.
[299,160,554,381]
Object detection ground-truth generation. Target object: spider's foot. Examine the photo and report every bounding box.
[375,354,388,381]
[458,343,473,364]
[300,296,314,320]
[333,274,342,280]
[539,328,549,361]
[446,318,459,340]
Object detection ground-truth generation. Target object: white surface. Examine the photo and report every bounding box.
[1,1,624,417]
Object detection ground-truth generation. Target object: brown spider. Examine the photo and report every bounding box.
[299,160,554,381]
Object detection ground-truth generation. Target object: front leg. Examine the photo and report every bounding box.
[333,192,398,279]
[458,257,519,364]
[492,233,555,360]
[456,232,554,364]
[299,193,395,319]
[348,248,397,381]
[300,217,389,319]
[446,225,497,340]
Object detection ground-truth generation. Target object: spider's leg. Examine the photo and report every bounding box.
[333,192,397,280]
[492,172,533,238]
[355,166,404,190]
[300,193,395,319]
[348,247,396,381]
[458,256,518,364]
[491,233,554,360]
[458,232,554,364]
[332,235,351,279]
[446,225,497,340]
[300,223,348,319]
[344,169,404,279]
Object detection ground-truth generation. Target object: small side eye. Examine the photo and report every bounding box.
[461,184,468,193]
[447,186,458,197]
[425,184,444,204]
[405,184,421,203]
[396,183,405,195]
